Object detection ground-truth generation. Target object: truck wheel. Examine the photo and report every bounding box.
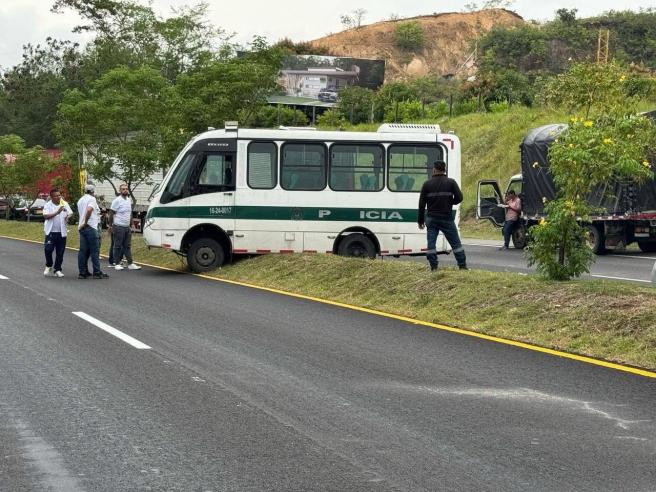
[511,224,528,249]
[337,234,376,259]
[187,238,225,272]
[638,242,656,253]
[584,225,606,255]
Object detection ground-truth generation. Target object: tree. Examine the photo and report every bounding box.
[394,22,425,51]
[176,37,282,132]
[55,66,179,204]
[337,86,376,124]
[526,62,656,280]
[340,9,367,30]
[0,134,55,218]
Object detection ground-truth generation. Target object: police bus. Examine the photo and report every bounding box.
[143,122,462,272]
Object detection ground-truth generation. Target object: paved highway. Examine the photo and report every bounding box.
[1,237,655,491]
[401,238,656,284]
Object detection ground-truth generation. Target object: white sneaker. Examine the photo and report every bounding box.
[127,263,141,270]
[54,271,64,278]
[43,267,53,276]
[107,263,115,268]
[114,264,124,271]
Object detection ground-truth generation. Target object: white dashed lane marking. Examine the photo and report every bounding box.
[72,312,151,350]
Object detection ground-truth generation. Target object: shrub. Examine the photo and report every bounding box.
[394,22,425,51]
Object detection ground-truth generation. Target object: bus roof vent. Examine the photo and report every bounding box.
[278,126,317,131]
[377,123,441,134]
[224,121,238,132]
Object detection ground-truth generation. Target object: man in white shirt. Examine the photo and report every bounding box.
[108,183,141,271]
[77,184,108,279]
[43,188,73,277]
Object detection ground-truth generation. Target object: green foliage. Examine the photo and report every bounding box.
[56,66,178,200]
[394,22,425,51]
[316,109,348,128]
[273,38,332,56]
[337,86,376,124]
[542,61,631,117]
[175,37,283,132]
[526,201,593,280]
[248,106,309,128]
[0,134,54,203]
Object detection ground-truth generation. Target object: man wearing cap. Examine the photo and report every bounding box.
[43,188,73,277]
[108,183,141,271]
[77,184,108,279]
[418,160,468,271]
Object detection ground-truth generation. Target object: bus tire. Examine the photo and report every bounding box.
[638,242,656,253]
[337,234,376,259]
[187,238,225,272]
[584,224,606,255]
[511,223,528,249]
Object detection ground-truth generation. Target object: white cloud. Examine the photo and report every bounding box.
[0,0,653,69]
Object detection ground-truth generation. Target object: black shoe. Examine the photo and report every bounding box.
[92,272,109,279]
[430,266,438,272]
[78,273,90,279]
[459,265,469,270]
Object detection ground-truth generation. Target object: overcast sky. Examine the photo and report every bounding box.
[0,0,653,69]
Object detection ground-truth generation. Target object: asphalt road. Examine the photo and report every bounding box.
[402,238,656,284]
[1,236,655,491]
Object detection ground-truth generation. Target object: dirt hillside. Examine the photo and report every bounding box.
[309,9,525,81]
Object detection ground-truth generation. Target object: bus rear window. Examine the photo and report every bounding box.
[388,145,443,192]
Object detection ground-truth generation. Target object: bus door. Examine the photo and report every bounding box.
[187,149,236,233]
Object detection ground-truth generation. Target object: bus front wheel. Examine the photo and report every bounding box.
[187,237,225,272]
[337,234,376,259]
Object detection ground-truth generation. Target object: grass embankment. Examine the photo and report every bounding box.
[2,220,656,371]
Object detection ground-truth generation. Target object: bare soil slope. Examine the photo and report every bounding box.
[309,9,525,81]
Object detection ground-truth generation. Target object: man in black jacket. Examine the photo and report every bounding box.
[418,161,468,271]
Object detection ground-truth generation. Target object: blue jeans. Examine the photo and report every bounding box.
[78,226,101,275]
[44,232,67,272]
[502,220,518,248]
[425,216,467,270]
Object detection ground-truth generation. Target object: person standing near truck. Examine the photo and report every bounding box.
[500,190,522,250]
[108,183,141,271]
[77,184,108,279]
[418,160,468,271]
[42,188,73,277]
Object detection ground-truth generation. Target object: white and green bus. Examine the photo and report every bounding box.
[143,122,462,272]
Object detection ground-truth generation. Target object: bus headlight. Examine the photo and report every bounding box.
[144,218,155,229]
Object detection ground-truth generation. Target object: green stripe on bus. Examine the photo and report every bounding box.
[147,206,426,222]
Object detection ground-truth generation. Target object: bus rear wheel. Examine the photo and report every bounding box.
[187,237,225,272]
[337,234,376,259]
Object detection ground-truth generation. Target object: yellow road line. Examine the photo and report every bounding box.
[2,233,655,379]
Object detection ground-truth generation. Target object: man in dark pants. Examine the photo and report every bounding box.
[500,190,522,250]
[42,188,73,277]
[77,184,108,279]
[418,161,468,271]
[108,183,141,271]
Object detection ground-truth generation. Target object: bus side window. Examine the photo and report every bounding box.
[388,145,443,192]
[281,143,326,191]
[248,142,277,189]
[160,153,196,204]
[330,144,384,192]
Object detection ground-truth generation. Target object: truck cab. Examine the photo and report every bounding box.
[476,174,528,248]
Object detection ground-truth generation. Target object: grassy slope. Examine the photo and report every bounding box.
[2,220,655,371]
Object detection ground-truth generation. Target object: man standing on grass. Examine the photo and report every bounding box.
[499,190,522,251]
[108,183,141,271]
[77,184,108,279]
[418,160,468,272]
[43,188,73,278]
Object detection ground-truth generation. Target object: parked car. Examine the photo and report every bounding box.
[318,87,339,103]
[0,197,28,220]
[26,196,47,221]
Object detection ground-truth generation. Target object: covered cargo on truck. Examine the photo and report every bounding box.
[520,124,656,217]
